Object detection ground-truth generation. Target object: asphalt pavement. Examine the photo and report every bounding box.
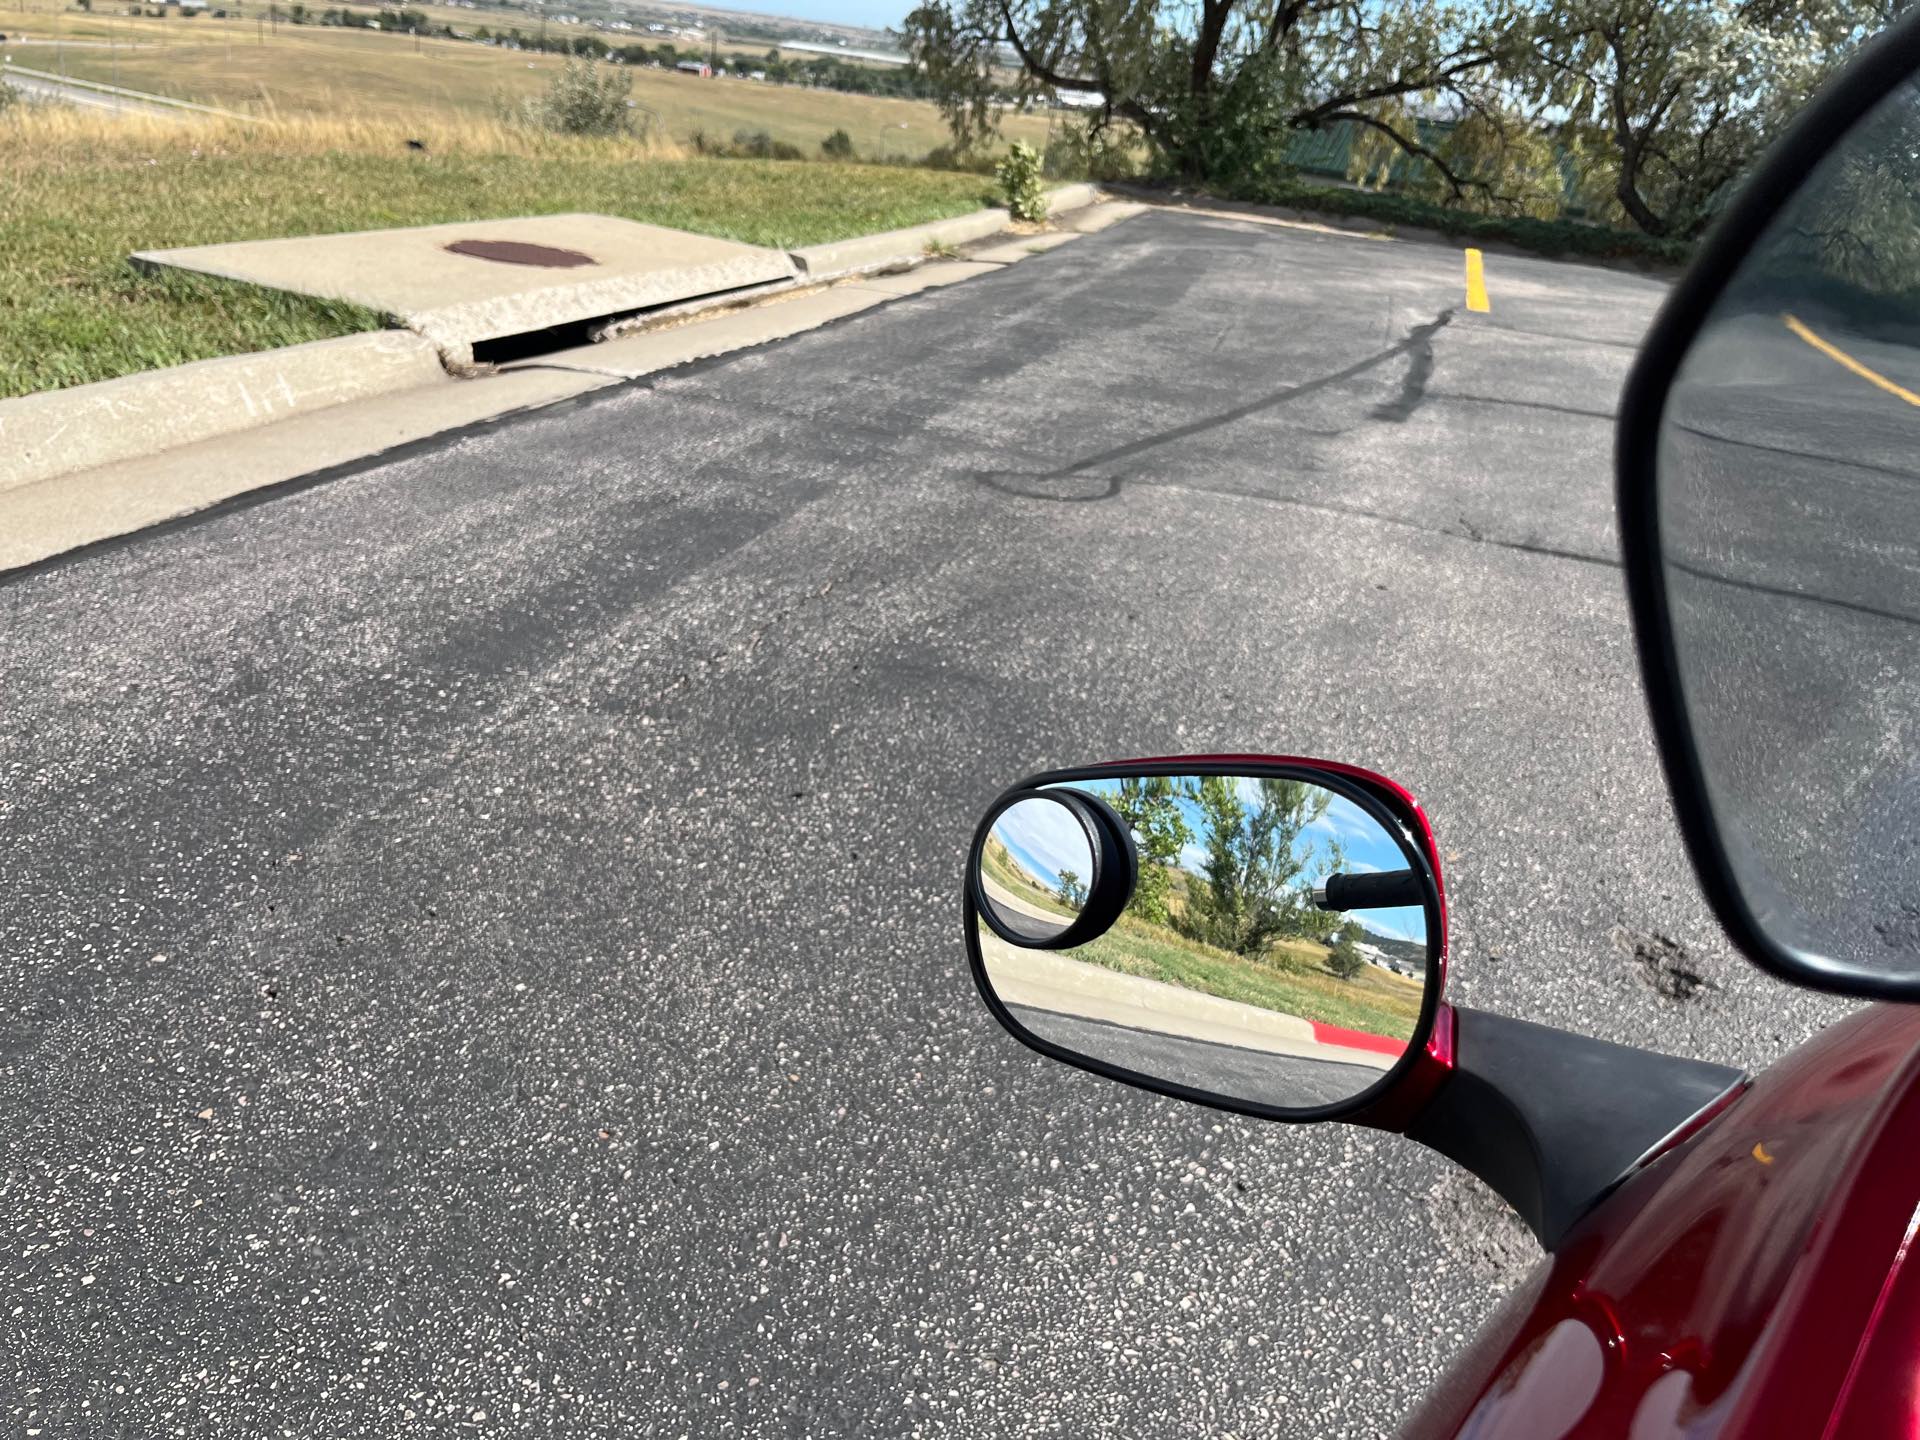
[0,209,1859,1436]
[1009,1006,1387,1111]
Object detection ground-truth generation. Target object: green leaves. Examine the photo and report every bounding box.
[996,140,1050,220]
[1172,776,1332,959]
[910,0,1892,237]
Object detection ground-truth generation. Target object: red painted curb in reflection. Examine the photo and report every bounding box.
[1310,1020,1405,1058]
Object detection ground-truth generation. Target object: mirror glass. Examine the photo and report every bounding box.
[978,794,1095,945]
[1659,77,1920,977]
[972,771,1435,1114]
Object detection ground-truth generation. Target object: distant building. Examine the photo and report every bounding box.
[674,59,711,77]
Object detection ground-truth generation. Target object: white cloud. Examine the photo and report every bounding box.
[995,797,1093,886]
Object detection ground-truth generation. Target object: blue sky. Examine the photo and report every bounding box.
[735,0,908,31]
[993,796,1092,893]
[1059,778,1428,944]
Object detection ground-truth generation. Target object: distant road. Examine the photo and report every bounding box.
[0,63,258,121]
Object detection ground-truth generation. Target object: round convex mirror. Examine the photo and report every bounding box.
[976,794,1100,945]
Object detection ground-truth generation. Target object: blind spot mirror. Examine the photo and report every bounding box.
[965,763,1444,1122]
[1621,23,1920,999]
[973,789,1136,950]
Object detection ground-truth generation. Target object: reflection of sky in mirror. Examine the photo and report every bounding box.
[993,799,1092,893]
[1057,777,1425,942]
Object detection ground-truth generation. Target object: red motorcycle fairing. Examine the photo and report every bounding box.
[1402,1003,1920,1439]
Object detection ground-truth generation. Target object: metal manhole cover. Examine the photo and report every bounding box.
[444,239,596,268]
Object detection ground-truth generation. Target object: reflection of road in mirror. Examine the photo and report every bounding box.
[979,926,1408,1112]
[979,797,1089,942]
[972,769,1430,1111]
[1657,81,1920,972]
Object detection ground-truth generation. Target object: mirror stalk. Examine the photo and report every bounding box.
[1402,1007,1746,1250]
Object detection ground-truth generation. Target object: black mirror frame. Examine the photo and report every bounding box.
[971,788,1138,951]
[1616,11,1920,1003]
[964,760,1448,1125]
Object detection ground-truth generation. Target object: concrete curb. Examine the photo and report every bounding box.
[1103,182,1687,276]
[791,208,1015,280]
[0,182,1108,507]
[791,183,1102,280]
[0,331,446,495]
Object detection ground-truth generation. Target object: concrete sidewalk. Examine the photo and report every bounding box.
[979,931,1399,1070]
[0,204,1116,574]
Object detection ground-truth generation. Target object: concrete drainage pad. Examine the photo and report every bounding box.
[132,213,798,363]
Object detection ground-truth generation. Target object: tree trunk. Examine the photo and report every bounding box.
[1614,149,1667,235]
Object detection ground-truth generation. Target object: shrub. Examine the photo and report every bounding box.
[1229,174,1691,267]
[821,128,855,160]
[730,128,805,161]
[532,56,634,137]
[1043,125,1139,183]
[921,142,996,175]
[0,81,15,117]
[996,140,1047,223]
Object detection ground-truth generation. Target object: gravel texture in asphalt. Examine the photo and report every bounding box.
[1,209,1855,1436]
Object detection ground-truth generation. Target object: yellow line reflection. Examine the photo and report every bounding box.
[1784,312,1920,408]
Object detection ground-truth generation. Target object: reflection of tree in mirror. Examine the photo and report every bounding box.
[1324,922,1366,982]
[1108,776,1191,924]
[1056,870,1086,908]
[1750,86,1920,316]
[1007,775,1428,1042]
[1173,777,1342,960]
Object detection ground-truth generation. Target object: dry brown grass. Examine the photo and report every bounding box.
[1,99,688,162]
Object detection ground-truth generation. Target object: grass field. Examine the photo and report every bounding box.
[980,835,1078,918]
[0,107,1001,396]
[1,0,1056,157]
[975,833,1425,1038]
[1070,916,1424,1039]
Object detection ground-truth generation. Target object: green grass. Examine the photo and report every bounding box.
[0,112,998,396]
[979,835,1078,918]
[1069,914,1423,1039]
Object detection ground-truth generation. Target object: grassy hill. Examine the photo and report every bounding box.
[1,0,1056,157]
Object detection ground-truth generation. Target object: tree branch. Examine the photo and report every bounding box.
[993,0,1099,92]
[1294,49,1501,127]
[1316,108,1477,199]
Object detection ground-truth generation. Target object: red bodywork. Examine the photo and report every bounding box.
[1104,755,1920,1434]
[1401,976,1920,1438]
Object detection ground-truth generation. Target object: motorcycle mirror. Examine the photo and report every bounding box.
[965,761,1446,1122]
[1619,15,1920,1000]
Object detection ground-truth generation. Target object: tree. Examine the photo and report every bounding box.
[1520,0,1892,236]
[1057,869,1087,908]
[1107,775,1190,924]
[904,0,1526,189]
[1324,922,1365,981]
[1173,776,1333,956]
[1765,84,1920,299]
